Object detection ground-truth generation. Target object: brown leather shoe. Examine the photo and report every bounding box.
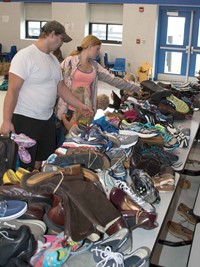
[0,184,53,206]
[43,194,64,233]
[20,203,45,220]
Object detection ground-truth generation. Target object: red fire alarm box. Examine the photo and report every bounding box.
[139,7,144,12]
[136,39,141,44]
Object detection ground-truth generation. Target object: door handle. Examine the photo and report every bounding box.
[191,46,194,54]
[185,45,190,53]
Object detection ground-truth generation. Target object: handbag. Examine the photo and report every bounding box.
[0,135,18,181]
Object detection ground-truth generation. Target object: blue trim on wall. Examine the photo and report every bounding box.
[0,0,200,5]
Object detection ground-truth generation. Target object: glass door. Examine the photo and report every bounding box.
[155,7,200,82]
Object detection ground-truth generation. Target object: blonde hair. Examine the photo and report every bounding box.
[69,35,102,56]
[97,94,109,110]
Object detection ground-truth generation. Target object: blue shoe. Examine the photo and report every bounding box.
[93,117,119,134]
[0,200,27,221]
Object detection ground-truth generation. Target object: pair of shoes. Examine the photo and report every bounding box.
[109,187,158,231]
[0,218,47,242]
[11,133,36,164]
[64,232,150,267]
[167,221,193,241]
[3,168,30,185]
[0,200,27,221]
[177,203,198,225]
[0,225,37,266]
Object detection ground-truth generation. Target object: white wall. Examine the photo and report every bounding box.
[0,2,158,76]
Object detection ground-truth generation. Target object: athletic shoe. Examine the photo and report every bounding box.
[109,163,127,181]
[166,94,190,113]
[120,121,159,138]
[0,219,47,242]
[105,148,127,170]
[62,136,105,151]
[0,200,27,221]
[105,132,138,149]
[114,180,156,213]
[0,225,37,266]
[166,123,188,148]
[154,123,178,148]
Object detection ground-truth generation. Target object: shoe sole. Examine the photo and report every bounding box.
[0,202,28,221]
[119,129,158,139]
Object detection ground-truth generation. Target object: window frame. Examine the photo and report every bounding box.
[89,22,123,44]
[25,20,48,40]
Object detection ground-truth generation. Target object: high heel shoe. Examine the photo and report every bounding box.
[110,187,158,230]
[121,210,158,230]
[109,187,143,211]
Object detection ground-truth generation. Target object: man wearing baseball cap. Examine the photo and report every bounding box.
[0,20,93,171]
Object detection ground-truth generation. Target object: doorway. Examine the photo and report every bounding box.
[155,6,200,82]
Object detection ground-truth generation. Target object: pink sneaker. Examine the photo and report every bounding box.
[11,133,36,148]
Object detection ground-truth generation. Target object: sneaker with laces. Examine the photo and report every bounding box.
[0,219,47,242]
[154,124,178,148]
[105,132,138,149]
[165,123,188,148]
[130,169,161,204]
[0,225,37,266]
[166,94,190,114]
[114,180,156,213]
[120,121,159,138]
[109,163,127,181]
[105,148,127,170]
[0,200,27,221]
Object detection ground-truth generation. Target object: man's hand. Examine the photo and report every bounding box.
[0,121,15,136]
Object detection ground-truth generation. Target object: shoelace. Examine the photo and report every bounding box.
[0,230,14,241]
[91,246,124,267]
[0,200,7,216]
[115,180,147,207]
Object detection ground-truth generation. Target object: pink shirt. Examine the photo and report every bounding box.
[69,68,94,111]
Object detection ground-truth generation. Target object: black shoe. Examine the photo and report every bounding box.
[4,258,29,267]
[0,225,37,266]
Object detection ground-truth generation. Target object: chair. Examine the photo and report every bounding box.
[104,52,115,69]
[137,62,152,83]
[4,45,17,62]
[110,58,126,77]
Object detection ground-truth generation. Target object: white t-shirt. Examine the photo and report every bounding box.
[10,44,63,120]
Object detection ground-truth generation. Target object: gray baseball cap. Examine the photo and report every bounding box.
[41,20,72,43]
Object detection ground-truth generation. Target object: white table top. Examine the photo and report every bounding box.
[172,111,200,172]
[193,185,200,217]
[131,172,180,253]
[187,223,200,267]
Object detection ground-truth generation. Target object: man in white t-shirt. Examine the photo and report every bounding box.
[0,20,93,171]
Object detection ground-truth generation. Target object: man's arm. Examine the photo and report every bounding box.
[0,73,23,135]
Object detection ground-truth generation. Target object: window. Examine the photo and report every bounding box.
[26,21,47,39]
[89,4,123,44]
[24,2,51,40]
[89,23,123,44]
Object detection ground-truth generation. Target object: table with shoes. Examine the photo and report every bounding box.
[1,80,200,266]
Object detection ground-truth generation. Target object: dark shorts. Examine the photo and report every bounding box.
[12,114,56,170]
